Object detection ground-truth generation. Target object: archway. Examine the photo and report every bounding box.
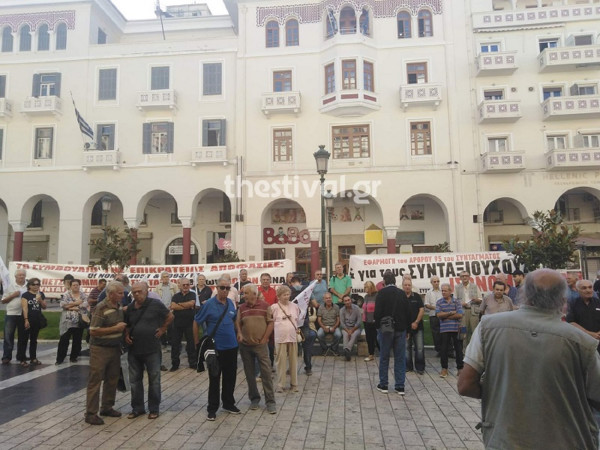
[20,194,60,262]
[482,198,531,251]
[398,194,449,253]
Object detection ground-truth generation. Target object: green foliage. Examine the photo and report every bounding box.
[215,250,244,263]
[89,226,140,271]
[0,311,61,340]
[503,210,580,271]
[433,241,451,253]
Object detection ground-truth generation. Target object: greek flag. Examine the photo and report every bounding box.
[295,280,317,324]
[71,95,94,140]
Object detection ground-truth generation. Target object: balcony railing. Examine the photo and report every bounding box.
[545,147,600,170]
[481,151,525,173]
[476,51,518,76]
[399,83,442,110]
[191,146,227,165]
[22,96,62,116]
[82,150,121,170]
[261,91,301,116]
[136,90,177,111]
[539,44,600,72]
[478,100,522,123]
[542,95,600,120]
[0,98,12,117]
[319,89,380,117]
[473,5,600,30]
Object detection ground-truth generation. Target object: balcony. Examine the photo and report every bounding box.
[82,150,121,170]
[136,90,177,111]
[261,91,301,116]
[21,96,62,116]
[319,89,380,117]
[539,45,600,72]
[0,98,12,117]
[481,152,525,173]
[545,147,600,170]
[399,83,442,110]
[476,51,518,76]
[542,95,600,120]
[472,5,600,31]
[190,146,227,165]
[478,100,522,123]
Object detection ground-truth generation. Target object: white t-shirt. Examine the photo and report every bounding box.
[2,282,27,316]
[424,289,442,317]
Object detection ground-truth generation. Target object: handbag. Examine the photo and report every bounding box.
[39,313,48,329]
[278,303,304,342]
[78,312,90,329]
[380,291,399,334]
[122,299,150,354]
[197,299,231,374]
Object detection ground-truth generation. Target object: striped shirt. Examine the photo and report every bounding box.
[237,300,272,345]
[436,297,463,333]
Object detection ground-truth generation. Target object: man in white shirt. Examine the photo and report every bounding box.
[2,269,27,364]
[424,276,442,355]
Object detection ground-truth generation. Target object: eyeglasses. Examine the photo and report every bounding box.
[181,284,190,286]
[218,286,231,291]
[31,283,40,286]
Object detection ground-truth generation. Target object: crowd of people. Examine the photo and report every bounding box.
[2,264,600,447]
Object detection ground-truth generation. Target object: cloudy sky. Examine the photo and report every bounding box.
[111,0,227,20]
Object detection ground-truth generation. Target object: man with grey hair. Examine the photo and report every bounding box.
[458,269,600,449]
[168,278,196,371]
[153,271,179,355]
[567,279,600,354]
[2,269,27,365]
[424,276,442,355]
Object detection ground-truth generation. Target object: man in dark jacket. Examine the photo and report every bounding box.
[374,271,411,395]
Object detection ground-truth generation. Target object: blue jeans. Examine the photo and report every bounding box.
[128,351,162,414]
[378,330,406,390]
[317,327,341,352]
[406,328,425,372]
[2,315,24,361]
[301,326,317,370]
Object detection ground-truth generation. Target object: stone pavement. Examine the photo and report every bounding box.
[0,349,483,449]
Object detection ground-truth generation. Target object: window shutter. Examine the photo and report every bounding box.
[55,73,61,97]
[96,124,102,148]
[167,122,174,153]
[202,120,208,146]
[108,126,115,150]
[219,119,226,146]
[142,123,151,154]
[32,73,41,97]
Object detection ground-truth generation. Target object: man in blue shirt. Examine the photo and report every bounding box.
[194,275,239,421]
[436,283,463,378]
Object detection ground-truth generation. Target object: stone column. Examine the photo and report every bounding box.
[10,221,27,262]
[181,217,193,264]
[309,229,321,276]
[385,227,398,254]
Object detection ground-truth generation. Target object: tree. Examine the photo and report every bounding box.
[433,241,451,253]
[215,249,243,263]
[503,210,580,271]
[89,226,140,271]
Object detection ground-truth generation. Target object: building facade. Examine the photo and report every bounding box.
[0,0,599,275]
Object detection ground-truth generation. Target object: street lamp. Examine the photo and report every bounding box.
[101,195,112,242]
[324,189,335,278]
[313,145,330,272]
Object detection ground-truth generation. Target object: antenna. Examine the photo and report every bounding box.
[155,0,166,40]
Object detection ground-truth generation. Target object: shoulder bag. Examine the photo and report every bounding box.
[121,300,150,354]
[278,302,304,342]
[200,299,231,377]
[380,290,398,334]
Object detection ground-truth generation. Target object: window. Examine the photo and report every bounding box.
[56,23,67,50]
[202,119,226,146]
[29,201,43,228]
[539,38,558,52]
[326,9,337,38]
[96,124,115,150]
[417,10,433,37]
[582,134,600,148]
[363,61,374,92]
[19,25,31,51]
[325,63,335,94]
[143,122,174,154]
[480,43,500,53]
[577,85,597,95]
[342,60,356,90]
[487,137,508,152]
[411,122,432,155]
[35,127,54,159]
[397,11,411,38]
[203,63,222,95]
[32,73,61,97]
[98,68,117,100]
[0,128,3,159]
[2,27,13,52]
[407,62,427,84]
[0,75,5,98]
[484,89,504,100]
[37,24,49,51]
[542,86,562,100]
[359,8,370,36]
[573,35,593,46]
[340,7,356,34]
[151,66,170,90]
[547,135,566,150]
[332,125,370,159]
[98,28,107,45]
[285,19,299,46]
[273,71,292,92]
[266,21,279,48]
[273,128,293,162]
[91,200,103,226]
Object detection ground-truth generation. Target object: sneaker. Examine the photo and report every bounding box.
[376,384,388,394]
[305,368,312,376]
[207,412,216,421]
[364,355,374,362]
[85,414,105,425]
[440,369,448,378]
[160,365,168,372]
[395,387,405,396]
[344,348,351,361]
[256,376,262,383]
[223,405,241,415]
[267,404,277,414]
[249,401,260,410]
[416,370,424,375]
[406,368,414,373]
[291,385,299,393]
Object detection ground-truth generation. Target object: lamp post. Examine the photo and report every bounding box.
[324,189,334,278]
[313,145,330,272]
[101,195,112,242]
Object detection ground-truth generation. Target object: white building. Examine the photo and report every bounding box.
[0,0,599,276]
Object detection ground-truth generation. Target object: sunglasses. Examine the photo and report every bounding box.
[31,283,40,286]
[218,286,231,291]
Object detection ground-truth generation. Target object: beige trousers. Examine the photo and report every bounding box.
[275,342,298,389]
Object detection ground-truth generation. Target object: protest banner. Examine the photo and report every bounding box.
[8,260,293,297]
